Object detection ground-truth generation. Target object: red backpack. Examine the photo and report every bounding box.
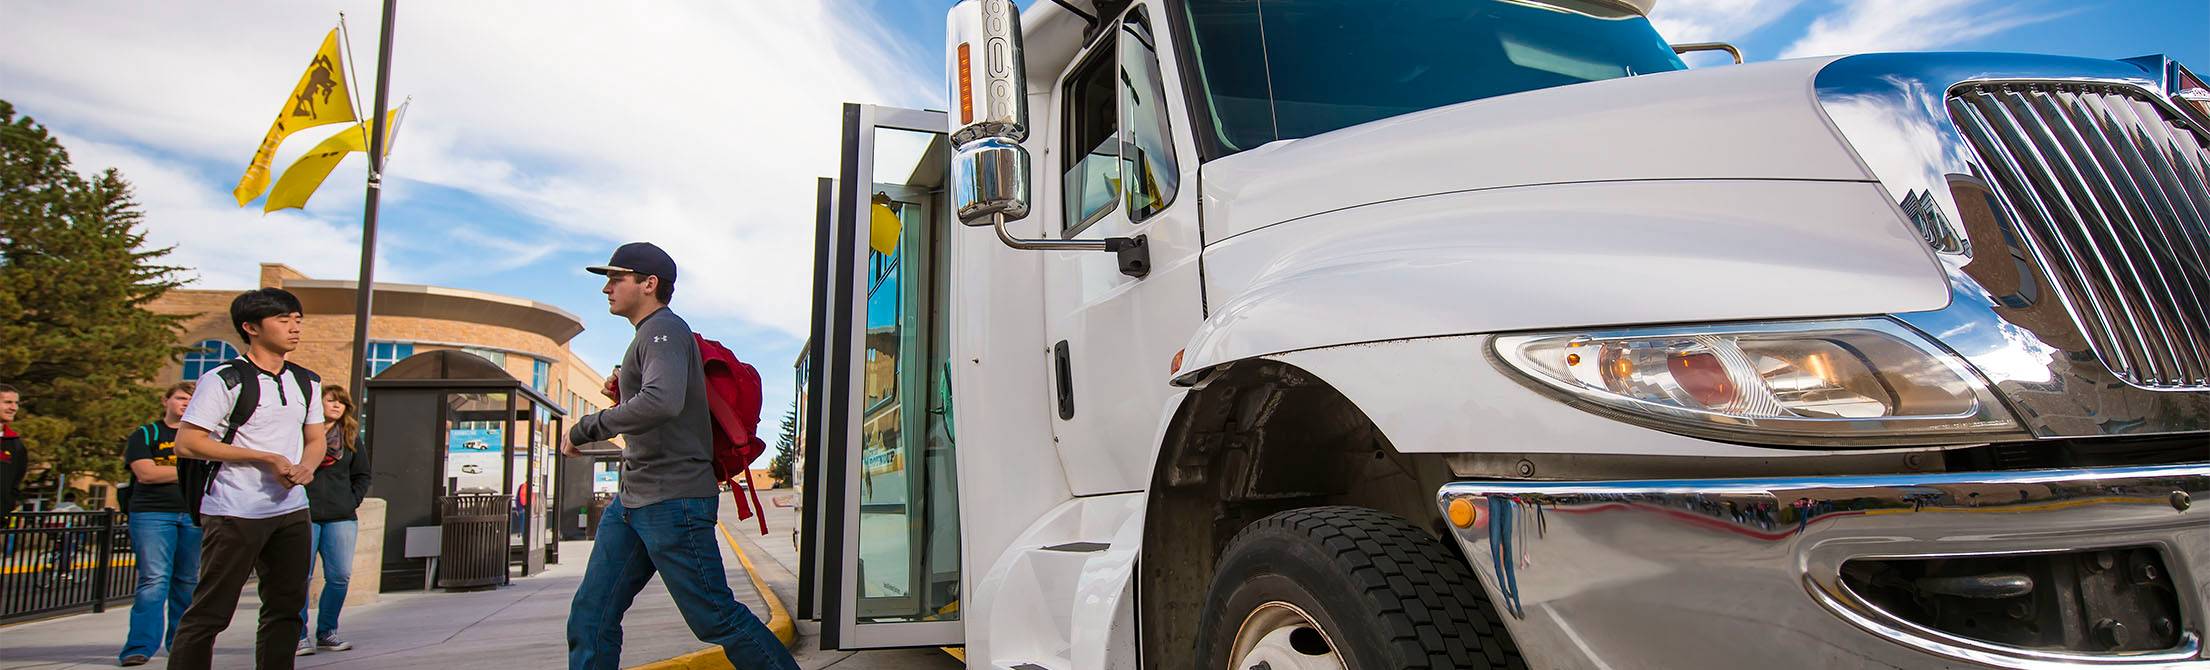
[695,334,770,534]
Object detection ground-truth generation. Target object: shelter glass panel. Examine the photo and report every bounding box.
[444,392,510,496]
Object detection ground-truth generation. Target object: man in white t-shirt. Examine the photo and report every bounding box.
[170,288,327,670]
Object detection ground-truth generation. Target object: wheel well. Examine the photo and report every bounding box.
[1140,359,1465,670]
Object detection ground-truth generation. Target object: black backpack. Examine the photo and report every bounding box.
[178,358,319,525]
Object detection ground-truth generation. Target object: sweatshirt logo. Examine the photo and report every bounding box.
[652,335,668,343]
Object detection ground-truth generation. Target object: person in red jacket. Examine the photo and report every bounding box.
[562,243,794,670]
[0,384,27,514]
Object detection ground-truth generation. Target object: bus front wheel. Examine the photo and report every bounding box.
[1196,506,1524,670]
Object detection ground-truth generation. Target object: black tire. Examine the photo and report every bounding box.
[1197,506,1525,670]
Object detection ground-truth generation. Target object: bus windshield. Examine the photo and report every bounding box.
[1180,0,1688,153]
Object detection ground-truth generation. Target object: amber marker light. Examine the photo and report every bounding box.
[1447,497,1479,529]
[1603,350,1635,382]
[957,42,975,125]
[1170,349,1185,375]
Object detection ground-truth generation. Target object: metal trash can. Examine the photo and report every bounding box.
[585,495,612,540]
[437,494,510,590]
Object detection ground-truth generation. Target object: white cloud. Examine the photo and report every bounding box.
[0,0,938,337]
[51,131,381,290]
[1648,0,1804,44]
[1781,0,2068,59]
[434,226,561,276]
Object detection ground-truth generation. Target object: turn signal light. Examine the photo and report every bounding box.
[1446,498,1479,529]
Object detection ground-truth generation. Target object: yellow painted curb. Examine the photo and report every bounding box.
[717,521,798,646]
[623,521,797,670]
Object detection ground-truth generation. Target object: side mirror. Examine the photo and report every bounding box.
[948,0,1031,227]
[944,0,1151,278]
[951,137,1030,223]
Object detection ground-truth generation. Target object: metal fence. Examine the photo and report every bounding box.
[1,511,135,624]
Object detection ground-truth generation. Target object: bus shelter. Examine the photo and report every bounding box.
[365,350,568,589]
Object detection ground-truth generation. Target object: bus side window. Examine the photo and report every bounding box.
[1062,37,1121,233]
[1119,7,1180,222]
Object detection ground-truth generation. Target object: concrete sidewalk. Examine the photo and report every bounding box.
[0,513,768,669]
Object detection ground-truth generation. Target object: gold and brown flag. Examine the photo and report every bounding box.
[232,28,357,206]
[264,103,405,213]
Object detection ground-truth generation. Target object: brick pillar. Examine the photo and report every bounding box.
[259,263,309,289]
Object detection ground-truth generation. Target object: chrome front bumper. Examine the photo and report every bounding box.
[1438,464,2210,669]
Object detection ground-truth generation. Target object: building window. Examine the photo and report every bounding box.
[533,359,552,393]
[462,347,507,370]
[182,339,240,380]
[366,341,415,377]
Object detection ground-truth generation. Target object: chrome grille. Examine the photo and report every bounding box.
[1947,82,2210,389]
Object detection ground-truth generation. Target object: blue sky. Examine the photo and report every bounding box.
[2,0,2205,466]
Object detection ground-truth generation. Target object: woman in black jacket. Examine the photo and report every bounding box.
[296,386,371,656]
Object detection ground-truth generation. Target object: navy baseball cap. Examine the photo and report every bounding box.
[586,242,678,283]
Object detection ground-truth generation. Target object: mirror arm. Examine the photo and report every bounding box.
[989,214,1151,278]
[1671,42,1744,65]
[1108,235,1151,278]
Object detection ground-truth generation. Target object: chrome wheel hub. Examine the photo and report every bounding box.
[1229,601,1345,670]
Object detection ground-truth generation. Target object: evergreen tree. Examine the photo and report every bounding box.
[768,397,797,487]
[0,100,186,484]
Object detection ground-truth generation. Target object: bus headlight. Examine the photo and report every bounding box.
[1492,319,2023,446]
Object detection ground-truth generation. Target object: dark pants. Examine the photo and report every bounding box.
[567,495,795,670]
[171,510,312,670]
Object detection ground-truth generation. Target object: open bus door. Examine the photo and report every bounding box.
[800,103,964,650]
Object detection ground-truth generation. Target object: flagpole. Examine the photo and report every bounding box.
[347,0,397,405]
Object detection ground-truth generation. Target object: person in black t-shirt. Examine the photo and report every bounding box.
[116,382,204,667]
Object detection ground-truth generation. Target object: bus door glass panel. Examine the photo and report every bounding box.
[820,105,963,649]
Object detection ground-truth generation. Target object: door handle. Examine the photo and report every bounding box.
[1053,340,1075,420]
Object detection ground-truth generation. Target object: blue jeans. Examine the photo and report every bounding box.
[297,519,357,640]
[121,512,202,660]
[567,496,794,670]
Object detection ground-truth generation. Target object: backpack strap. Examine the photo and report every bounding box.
[181,359,261,526]
[212,359,259,444]
[283,362,320,425]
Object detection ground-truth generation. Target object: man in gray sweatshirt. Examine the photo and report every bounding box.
[563,242,796,670]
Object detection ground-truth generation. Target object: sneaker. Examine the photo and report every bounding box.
[118,655,149,667]
[295,637,316,656]
[316,634,353,652]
